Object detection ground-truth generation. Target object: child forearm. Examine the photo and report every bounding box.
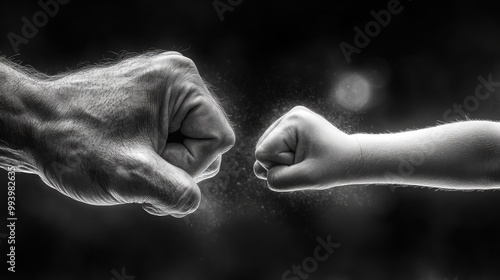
[352,121,500,189]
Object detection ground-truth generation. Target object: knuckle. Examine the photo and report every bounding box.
[111,155,152,200]
[210,122,235,154]
[267,171,283,190]
[206,165,221,178]
[220,128,236,151]
[173,185,201,214]
[199,157,222,181]
[290,106,310,113]
[144,53,197,81]
[116,153,151,180]
[162,53,196,69]
[286,106,310,121]
[188,94,207,108]
[253,161,267,180]
[161,51,184,57]
[254,146,267,162]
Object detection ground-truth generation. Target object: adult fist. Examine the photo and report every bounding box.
[13,52,235,217]
[254,106,361,191]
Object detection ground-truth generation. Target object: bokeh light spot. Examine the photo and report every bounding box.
[332,73,372,112]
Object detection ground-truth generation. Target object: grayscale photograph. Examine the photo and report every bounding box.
[1,0,500,279]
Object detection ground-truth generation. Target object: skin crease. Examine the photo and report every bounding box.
[0,51,235,217]
[254,106,500,192]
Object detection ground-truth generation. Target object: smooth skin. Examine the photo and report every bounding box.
[0,52,235,217]
[254,106,500,191]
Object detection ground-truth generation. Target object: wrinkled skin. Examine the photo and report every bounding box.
[21,52,234,217]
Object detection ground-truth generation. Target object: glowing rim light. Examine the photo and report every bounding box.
[333,73,372,112]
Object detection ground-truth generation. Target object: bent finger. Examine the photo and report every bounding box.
[266,162,315,192]
[253,161,268,180]
[111,147,201,217]
[195,155,222,183]
[163,95,234,177]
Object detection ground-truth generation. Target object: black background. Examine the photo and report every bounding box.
[1,0,500,279]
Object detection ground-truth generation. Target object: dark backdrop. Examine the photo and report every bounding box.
[1,0,500,279]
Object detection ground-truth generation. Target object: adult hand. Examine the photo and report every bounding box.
[1,52,235,217]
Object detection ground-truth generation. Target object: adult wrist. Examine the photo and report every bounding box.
[0,66,46,173]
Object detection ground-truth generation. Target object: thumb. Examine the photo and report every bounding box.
[266,160,315,192]
[113,147,201,217]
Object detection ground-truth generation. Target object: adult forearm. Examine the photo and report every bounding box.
[0,61,41,173]
[352,121,500,189]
